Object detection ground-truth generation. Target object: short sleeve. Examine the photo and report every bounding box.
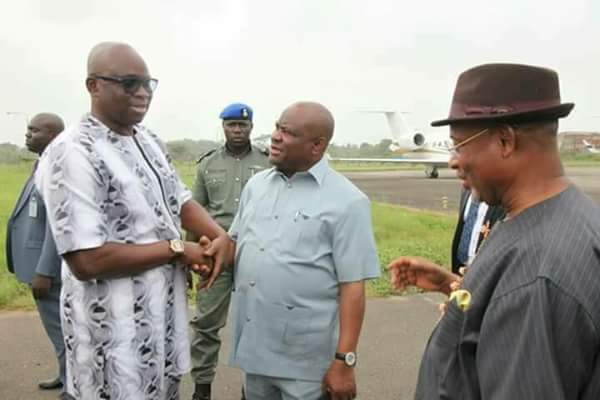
[36,140,108,255]
[332,197,381,282]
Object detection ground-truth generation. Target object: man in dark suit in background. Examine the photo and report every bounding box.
[6,113,65,393]
[450,187,505,274]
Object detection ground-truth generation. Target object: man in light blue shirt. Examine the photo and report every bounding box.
[228,102,381,400]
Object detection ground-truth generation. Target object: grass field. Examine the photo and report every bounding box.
[560,152,600,166]
[4,153,598,309]
[0,161,455,309]
[0,162,36,310]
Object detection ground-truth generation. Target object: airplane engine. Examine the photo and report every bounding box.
[413,132,425,146]
[390,133,426,152]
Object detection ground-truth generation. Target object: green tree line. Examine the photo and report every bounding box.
[0,139,397,164]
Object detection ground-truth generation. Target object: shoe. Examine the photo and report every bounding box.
[38,377,63,390]
[192,383,211,400]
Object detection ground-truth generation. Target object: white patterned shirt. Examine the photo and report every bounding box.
[36,114,191,400]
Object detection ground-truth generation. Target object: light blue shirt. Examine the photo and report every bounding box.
[229,157,380,380]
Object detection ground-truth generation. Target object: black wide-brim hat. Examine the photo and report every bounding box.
[431,63,574,127]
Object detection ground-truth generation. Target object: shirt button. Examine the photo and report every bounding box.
[274,215,278,220]
[259,247,265,252]
[246,317,251,322]
[249,281,256,287]
[287,183,292,188]
[234,198,239,203]
[235,177,240,181]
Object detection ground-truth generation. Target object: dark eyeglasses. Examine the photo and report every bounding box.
[90,74,159,95]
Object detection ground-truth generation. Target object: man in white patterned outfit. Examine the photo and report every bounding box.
[36,42,231,400]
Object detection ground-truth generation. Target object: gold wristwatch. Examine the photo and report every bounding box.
[168,239,185,263]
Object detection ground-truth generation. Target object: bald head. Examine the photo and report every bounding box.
[270,101,335,176]
[26,113,64,154]
[87,42,147,76]
[32,113,64,134]
[286,101,335,144]
[85,42,153,134]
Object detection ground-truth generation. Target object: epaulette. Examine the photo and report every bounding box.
[196,149,217,164]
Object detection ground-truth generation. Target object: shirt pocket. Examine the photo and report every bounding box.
[282,213,325,260]
[258,302,315,359]
[205,169,227,204]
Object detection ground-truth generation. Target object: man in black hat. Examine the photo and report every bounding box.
[389,63,600,399]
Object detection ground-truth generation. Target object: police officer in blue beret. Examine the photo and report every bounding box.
[189,103,270,400]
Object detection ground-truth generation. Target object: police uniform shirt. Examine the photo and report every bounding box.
[228,156,381,381]
[193,145,270,231]
[416,186,600,399]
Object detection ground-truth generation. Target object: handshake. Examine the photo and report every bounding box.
[179,234,234,290]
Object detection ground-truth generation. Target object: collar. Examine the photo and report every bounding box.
[266,156,329,187]
[223,143,252,158]
[83,113,141,137]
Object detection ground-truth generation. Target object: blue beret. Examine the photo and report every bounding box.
[219,103,253,121]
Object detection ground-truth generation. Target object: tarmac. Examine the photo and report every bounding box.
[1,166,598,400]
[346,165,600,212]
[0,294,445,400]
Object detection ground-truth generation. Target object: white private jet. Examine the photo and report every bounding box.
[331,111,452,178]
[583,139,599,154]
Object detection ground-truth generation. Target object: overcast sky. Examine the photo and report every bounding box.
[1,0,599,146]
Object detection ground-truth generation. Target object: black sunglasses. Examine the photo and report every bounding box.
[90,74,159,95]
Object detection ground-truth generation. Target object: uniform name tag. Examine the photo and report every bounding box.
[29,196,38,218]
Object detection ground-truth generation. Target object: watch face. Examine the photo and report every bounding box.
[345,352,357,366]
[170,239,185,253]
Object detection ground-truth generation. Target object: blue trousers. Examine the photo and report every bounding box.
[245,374,328,400]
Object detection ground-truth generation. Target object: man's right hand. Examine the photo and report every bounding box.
[202,234,234,288]
[181,241,213,277]
[388,256,457,295]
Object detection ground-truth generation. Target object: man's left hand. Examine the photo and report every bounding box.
[321,360,357,400]
[31,274,52,300]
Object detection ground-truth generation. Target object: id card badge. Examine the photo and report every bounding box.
[29,195,38,218]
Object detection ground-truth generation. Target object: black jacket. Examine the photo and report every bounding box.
[450,189,505,274]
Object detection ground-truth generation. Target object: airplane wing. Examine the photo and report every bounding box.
[330,156,448,165]
[328,155,449,178]
[327,154,448,179]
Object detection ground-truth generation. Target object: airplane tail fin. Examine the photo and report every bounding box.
[358,110,411,140]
